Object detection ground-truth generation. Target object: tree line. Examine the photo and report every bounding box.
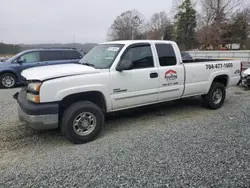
[0,43,21,55]
[107,0,250,51]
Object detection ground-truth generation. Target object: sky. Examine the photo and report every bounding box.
[0,0,173,44]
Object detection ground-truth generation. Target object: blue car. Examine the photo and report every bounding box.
[0,48,83,88]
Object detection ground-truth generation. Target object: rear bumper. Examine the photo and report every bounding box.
[16,88,59,130]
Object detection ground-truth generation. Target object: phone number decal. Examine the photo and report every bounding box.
[206,63,233,70]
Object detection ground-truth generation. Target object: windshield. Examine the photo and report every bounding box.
[6,51,26,63]
[79,44,124,69]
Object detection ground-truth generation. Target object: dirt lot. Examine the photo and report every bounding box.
[0,87,250,187]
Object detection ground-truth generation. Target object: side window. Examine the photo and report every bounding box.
[155,44,177,66]
[40,51,63,61]
[19,52,40,63]
[121,45,154,69]
[63,51,83,60]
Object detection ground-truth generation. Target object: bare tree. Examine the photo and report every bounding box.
[202,0,242,18]
[148,11,171,39]
[198,0,243,49]
[230,8,250,49]
[107,9,146,41]
[196,0,217,49]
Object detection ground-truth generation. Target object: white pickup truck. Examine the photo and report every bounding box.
[15,40,241,144]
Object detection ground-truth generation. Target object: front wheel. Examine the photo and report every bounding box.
[202,82,226,109]
[61,101,104,144]
[0,73,17,88]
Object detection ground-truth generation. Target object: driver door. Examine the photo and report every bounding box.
[110,43,160,111]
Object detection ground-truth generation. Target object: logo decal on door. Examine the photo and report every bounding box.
[165,70,177,80]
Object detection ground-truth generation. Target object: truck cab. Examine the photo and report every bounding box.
[16,40,241,144]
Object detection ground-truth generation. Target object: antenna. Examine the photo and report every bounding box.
[73,32,75,48]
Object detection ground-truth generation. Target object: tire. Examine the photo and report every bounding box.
[0,73,17,89]
[202,82,226,109]
[61,101,104,144]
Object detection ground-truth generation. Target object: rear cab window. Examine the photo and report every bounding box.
[155,43,177,66]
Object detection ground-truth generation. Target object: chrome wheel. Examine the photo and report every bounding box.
[73,112,96,136]
[212,89,222,104]
[2,75,15,88]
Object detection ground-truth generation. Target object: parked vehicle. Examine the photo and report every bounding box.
[241,68,250,89]
[0,48,83,88]
[15,40,241,144]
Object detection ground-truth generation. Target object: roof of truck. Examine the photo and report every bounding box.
[101,40,175,45]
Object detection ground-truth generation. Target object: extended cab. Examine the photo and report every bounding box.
[16,40,241,144]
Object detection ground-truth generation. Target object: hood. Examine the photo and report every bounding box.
[21,64,100,81]
[0,61,10,66]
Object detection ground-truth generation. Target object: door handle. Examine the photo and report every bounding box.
[150,72,158,78]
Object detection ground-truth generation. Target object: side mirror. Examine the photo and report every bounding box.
[116,60,133,72]
[17,58,23,64]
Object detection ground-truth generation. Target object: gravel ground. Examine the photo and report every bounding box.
[0,87,250,188]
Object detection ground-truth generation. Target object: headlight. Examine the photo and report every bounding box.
[27,82,41,92]
[27,82,42,103]
[27,93,40,103]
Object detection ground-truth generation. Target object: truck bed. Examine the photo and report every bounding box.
[182,59,241,97]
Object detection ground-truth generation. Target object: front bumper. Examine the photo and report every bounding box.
[16,88,59,130]
[18,106,58,129]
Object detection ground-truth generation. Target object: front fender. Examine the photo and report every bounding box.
[54,85,112,112]
[0,68,16,75]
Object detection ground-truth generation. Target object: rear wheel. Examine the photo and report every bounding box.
[0,73,17,88]
[61,101,104,144]
[202,82,226,109]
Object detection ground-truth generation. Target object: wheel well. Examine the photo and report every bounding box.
[213,75,228,87]
[59,91,107,118]
[0,71,18,80]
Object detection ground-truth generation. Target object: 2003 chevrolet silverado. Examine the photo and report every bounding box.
[15,40,241,144]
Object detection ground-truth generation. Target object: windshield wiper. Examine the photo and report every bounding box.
[81,62,95,68]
